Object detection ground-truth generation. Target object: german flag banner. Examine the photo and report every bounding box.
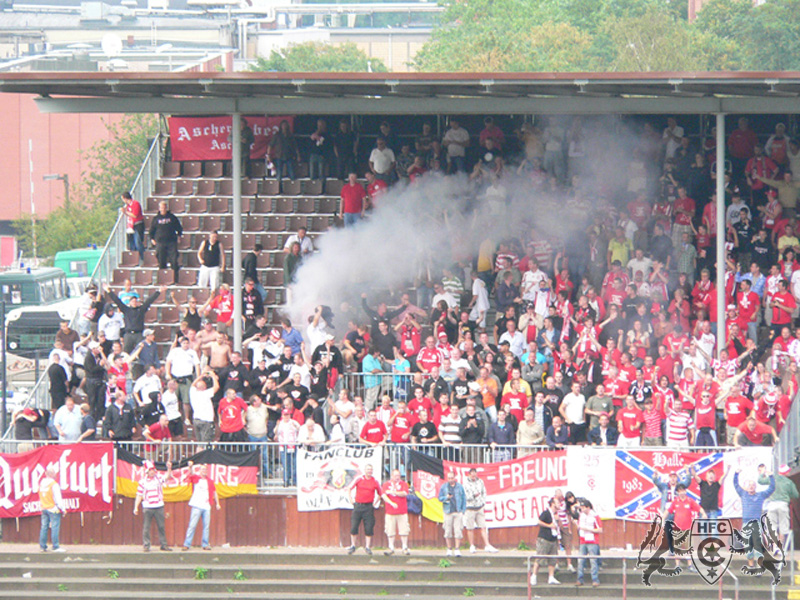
[409,449,567,529]
[116,448,259,501]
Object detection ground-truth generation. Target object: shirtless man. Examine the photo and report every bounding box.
[203,331,232,371]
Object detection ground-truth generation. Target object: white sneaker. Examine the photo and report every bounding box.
[446,549,453,557]
[530,575,537,586]
[567,563,576,572]
[485,545,498,553]
[52,548,66,553]
[469,545,477,554]
[548,576,561,585]
[454,549,462,557]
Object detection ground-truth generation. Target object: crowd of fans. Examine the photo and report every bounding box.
[12,115,800,468]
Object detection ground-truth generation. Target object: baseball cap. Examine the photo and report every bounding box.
[270,329,281,340]
[143,328,155,337]
[143,460,155,470]
[779,465,791,475]
[88,341,100,350]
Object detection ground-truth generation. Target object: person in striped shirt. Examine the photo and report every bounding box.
[666,404,694,447]
[133,460,174,552]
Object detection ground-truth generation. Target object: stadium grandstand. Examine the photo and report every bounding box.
[0,72,798,599]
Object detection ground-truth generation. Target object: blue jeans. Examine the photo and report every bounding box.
[577,543,600,584]
[40,510,62,550]
[706,509,721,519]
[183,506,211,548]
[343,212,361,227]
[448,156,465,173]
[275,158,295,185]
[281,449,296,487]
[309,154,327,181]
[249,434,268,476]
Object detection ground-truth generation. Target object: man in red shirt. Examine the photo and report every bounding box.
[416,336,442,373]
[727,117,758,178]
[347,464,393,555]
[388,401,416,444]
[218,389,247,442]
[771,279,796,337]
[616,395,643,447]
[672,186,695,249]
[364,171,388,212]
[202,284,234,332]
[382,468,411,555]
[663,484,706,570]
[339,172,367,227]
[735,416,779,447]
[359,409,388,446]
[123,191,145,264]
[143,414,172,453]
[724,394,753,445]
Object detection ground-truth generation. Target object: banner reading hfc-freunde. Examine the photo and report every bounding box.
[168,116,294,161]
[0,443,114,518]
[410,450,567,529]
[297,446,383,512]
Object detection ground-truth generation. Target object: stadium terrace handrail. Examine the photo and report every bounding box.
[1,135,162,441]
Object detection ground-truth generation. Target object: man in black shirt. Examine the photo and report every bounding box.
[47,354,70,410]
[411,409,439,444]
[103,391,136,441]
[242,244,266,301]
[692,465,728,518]
[531,497,561,586]
[361,294,405,340]
[149,201,183,276]
[218,352,250,399]
[106,284,166,354]
[371,320,397,359]
[83,342,108,421]
[241,278,264,325]
[312,335,344,373]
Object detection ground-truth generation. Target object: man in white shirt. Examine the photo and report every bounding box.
[190,369,219,442]
[432,282,459,311]
[282,226,314,256]
[165,337,200,422]
[627,248,653,281]
[521,261,547,302]
[498,320,526,358]
[559,382,587,444]
[663,117,684,160]
[468,272,490,328]
[160,379,184,438]
[182,462,220,551]
[98,305,125,345]
[369,137,396,183]
[442,119,469,173]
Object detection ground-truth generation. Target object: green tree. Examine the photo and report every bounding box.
[251,41,387,72]
[13,113,158,258]
[739,0,800,70]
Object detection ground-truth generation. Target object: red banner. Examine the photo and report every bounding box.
[168,116,294,161]
[0,443,114,518]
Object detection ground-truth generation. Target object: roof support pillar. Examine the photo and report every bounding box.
[232,112,243,353]
[716,113,726,359]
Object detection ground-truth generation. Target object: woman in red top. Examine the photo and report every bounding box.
[668,289,691,333]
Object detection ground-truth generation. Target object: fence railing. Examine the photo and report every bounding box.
[339,371,426,404]
[0,440,742,494]
[1,135,162,440]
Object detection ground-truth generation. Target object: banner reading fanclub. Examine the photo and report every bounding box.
[297,446,383,512]
[410,450,567,529]
[0,443,114,518]
[168,116,294,161]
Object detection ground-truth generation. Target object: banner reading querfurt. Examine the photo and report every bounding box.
[296,446,383,512]
[410,449,567,529]
[0,443,114,518]
[613,447,773,522]
[168,116,294,161]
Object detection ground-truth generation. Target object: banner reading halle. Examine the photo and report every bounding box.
[297,446,383,512]
[116,447,258,501]
[0,443,114,518]
[168,116,294,161]
[410,449,567,529]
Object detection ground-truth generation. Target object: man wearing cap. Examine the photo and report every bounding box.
[133,460,174,552]
[105,284,167,354]
[758,464,799,545]
[132,328,161,380]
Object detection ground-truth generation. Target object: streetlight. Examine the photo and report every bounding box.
[43,173,69,207]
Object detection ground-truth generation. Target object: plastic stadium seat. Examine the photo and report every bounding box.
[252,197,272,214]
[309,216,330,232]
[261,179,280,196]
[204,215,222,232]
[241,234,257,251]
[287,216,307,231]
[303,179,323,196]
[175,180,194,196]
[145,306,158,323]
[257,252,271,268]
[178,270,196,286]
[268,216,287,232]
[153,326,172,343]
[196,180,216,197]
[141,252,158,268]
[266,270,284,287]
[250,162,266,179]
[189,198,208,213]
[325,180,344,196]
[183,161,203,178]
[160,306,180,324]
[265,288,277,305]
[261,233,279,251]
[121,252,139,267]
[146,197,161,213]
[242,180,259,197]
[171,288,188,304]
[282,180,301,196]
[274,198,294,214]
[162,162,181,179]
[219,179,233,196]
[205,162,224,178]
[169,197,186,214]
[157,269,175,285]
[143,215,153,230]
[272,252,286,269]
[317,197,339,213]
[192,289,210,304]
[295,197,316,214]
[211,198,229,213]
[246,215,265,232]
[178,236,192,250]
[182,215,200,232]
[185,253,201,268]
[112,269,130,285]
[153,180,173,196]
[218,233,234,249]
[135,270,153,286]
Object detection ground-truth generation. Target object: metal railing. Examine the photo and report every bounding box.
[339,371,426,404]
[1,135,162,440]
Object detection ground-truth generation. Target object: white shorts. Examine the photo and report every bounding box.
[617,435,640,448]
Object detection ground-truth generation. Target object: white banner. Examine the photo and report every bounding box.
[296,446,383,512]
[564,446,616,519]
[721,447,774,518]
